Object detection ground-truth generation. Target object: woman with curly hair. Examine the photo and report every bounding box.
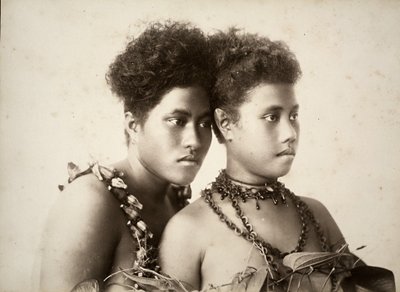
[159,29,373,291]
[39,21,215,292]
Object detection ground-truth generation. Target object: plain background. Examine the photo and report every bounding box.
[1,0,399,291]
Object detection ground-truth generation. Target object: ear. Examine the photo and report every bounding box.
[124,112,139,144]
[214,108,234,142]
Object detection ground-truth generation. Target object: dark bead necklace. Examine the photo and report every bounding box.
[216,170,288,208]
[202,170,333,288]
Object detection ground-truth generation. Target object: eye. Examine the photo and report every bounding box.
[289,112,299,121]
[264,114,279,122]
[199,119,212,128]
[168,118,186,127]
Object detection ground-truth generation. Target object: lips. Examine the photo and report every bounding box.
[277,148,296,156]
[178,154,199,164]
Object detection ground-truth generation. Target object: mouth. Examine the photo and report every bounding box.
[178,155,200,165]
[277,148,296,156]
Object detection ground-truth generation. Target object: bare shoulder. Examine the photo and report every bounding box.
[163,194,210,238]
[176,193,210,218]
[160,192,213,258]
[40,173,124,291]
[159,193,210,289]
[45,174,123,235]
[299,196,345,248]
[42,173,125,258]
[299,196,329,216]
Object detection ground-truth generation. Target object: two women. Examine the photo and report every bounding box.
[39,22,215,291]
[40,23,391,292]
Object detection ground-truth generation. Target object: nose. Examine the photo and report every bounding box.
[279,119,298,144]
[183,124,201,151]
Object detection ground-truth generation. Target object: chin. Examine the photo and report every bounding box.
[170,178,194,186]
[168,172,197,186]
[264,166,292,179]
[277,167,292,178]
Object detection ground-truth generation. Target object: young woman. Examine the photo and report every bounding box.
[39,22,215,292]
[159,29,362,291]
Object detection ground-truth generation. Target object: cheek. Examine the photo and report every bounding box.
[202,131,212,149]
[152,125,181,146]
[294,123,300,140]
[160,137,181,154]
[139,130,177,157]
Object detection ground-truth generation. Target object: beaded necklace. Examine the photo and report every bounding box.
[202,170,333,288]
[216,170,288,208]
[62,162,159,274]
[62,162,191,277]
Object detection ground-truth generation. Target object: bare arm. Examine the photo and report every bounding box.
[159,206,203,291]
[301,197,345,249]
[303,197,365,266]
[39,175,125,292]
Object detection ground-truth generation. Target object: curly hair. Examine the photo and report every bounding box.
[106,21,215,125]
[209,28,302,143]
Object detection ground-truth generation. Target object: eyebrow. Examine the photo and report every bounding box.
[168,109,192,117]
[264,104,299,112]
[167,109,211,119]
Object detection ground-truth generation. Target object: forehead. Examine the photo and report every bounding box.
[240,83,297,112]
[152,86,210,114]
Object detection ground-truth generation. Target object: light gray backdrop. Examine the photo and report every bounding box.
[1,0,399,291]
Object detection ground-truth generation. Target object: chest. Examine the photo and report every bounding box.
[201,200,327,287]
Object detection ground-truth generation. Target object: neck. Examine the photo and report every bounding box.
[226,156,277,186]
[114,148,170,203]
[225,172,276,188]
[211,169,287,206]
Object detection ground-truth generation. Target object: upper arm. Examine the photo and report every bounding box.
[303,197,367,268]
[302,197,346,250]
[40,176,123,291]
[159,206,203,290]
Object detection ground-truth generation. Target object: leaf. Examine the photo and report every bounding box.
[66,162,93,183]
[229,266,269,292]
[342,265,396,292]
[245,267,268,291]
[231,281,248,292]
[67,162,82,181]
[91,163,103,181]
[111,177,128,189]
[283,251,353,272]
[98,164,115,179]
[122,270,189,292]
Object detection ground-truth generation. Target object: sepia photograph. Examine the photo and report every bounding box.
[1,0,399,291]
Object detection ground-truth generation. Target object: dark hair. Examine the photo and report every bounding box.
[209,28,302,143]
[106,21,215,124]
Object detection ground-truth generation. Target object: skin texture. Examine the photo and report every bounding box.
[222,83,299,183]
[130,86,212,187]
[159,83,346,291]
[39,86,212,292]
